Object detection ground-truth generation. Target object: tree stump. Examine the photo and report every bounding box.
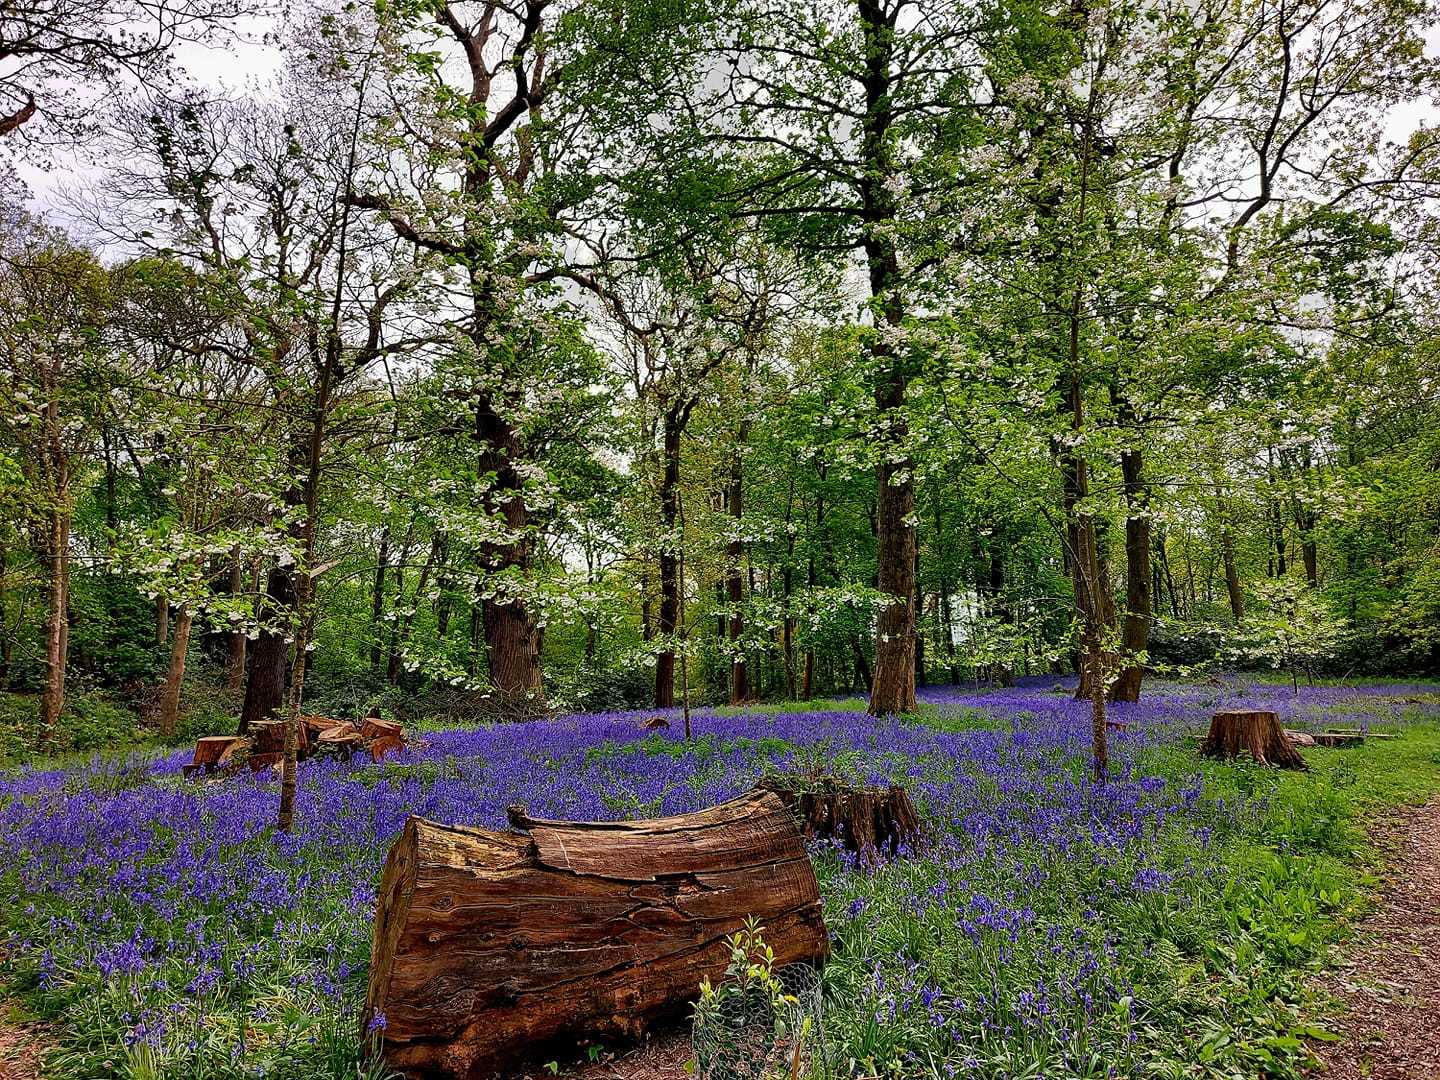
[1200,710,1307,769]
[364,791,828,1079]
[755,775,924,857]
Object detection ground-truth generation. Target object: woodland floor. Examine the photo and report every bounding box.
[1311,799,1440,1080]
[537,799,1440,1080]
[0,998,50,1080]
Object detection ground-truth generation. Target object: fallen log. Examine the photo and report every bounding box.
[1327,728,1395,740]
[364,790,828,1079]
[1312,731,1364,748]
[755,775,924,857]
[1284,729,1317,748]
[1200,710,1306,769]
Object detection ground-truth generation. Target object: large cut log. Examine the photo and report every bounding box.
[365,790,828,1079]
[1200,710,1307,769]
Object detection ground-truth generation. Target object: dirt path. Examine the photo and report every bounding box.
[0,998,50,1080]
[1311,800,1440,1080]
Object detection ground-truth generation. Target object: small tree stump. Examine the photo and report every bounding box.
[365,791,827,1079]
[756,776,924,857]
[1200,710,1307,769]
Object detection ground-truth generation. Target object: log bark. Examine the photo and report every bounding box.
[365,791,828,1079]
[1200,710,1307,769]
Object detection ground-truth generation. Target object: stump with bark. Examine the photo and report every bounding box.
[1200,710,1307,769]
[755,775,924,857]
[364,790,828,1080]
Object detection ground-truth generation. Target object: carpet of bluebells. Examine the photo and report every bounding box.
[3,678,1440,1079]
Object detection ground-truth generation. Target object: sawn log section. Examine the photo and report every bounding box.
[364,790,829,1079]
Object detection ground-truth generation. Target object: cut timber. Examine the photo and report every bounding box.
[361,716,407,762]
[1285,729,1318,748]
[1200,710,1307,769]
[182,736,245,777]
[365,790,828,1080]
[756,776,924,857]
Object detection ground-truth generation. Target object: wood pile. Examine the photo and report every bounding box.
[182,714,407,777]
[364,790,828,1079]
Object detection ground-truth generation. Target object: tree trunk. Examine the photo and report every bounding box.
[1222,524,1243,622]
[40,499,70,744]
[1110,444,1151,703]
[474,393,545,712]
[155,593,169,647]
[726,426,748,704]
[1200,710,1307,769]
[157,604,193,737]
[654,411,683,708]
[239,560,295,735]
[365,792,828,1080]
[370,525,390,674]
[852,637,873,694]
[225,549,248,691]
[859,0,915,718]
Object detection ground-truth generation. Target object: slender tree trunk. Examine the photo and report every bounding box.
[40,495,70,745]
[802,477,825,700]
[852,638,873,694]
[1222,524,1243,623]
[0,541,10,690]
[726,425,748,704]
[155,593,169,647]
[225,548,247,691]
[654,411,683,708]
[988,552,1013,686]
[370,526,390,674]
[1110,443,1151,703]
[940,587,959,684]
[158,604,193,737]
[467,604,483,677]
[913,551,926,689]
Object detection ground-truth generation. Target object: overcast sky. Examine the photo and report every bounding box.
[14,17,1440,227]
